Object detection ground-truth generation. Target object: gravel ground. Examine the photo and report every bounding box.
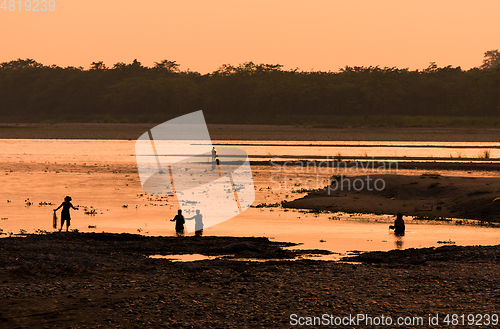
[1,233,500,328]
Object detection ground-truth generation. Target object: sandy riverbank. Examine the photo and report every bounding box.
[284,174,500,222]
[1,233,499,328]
[1,123,500,141]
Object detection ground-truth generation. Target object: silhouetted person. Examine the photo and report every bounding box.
[392,213,405,235]
[54,196,78,232]
[211,147,217,170]
[170,209,185,236]
[186,209,204,236]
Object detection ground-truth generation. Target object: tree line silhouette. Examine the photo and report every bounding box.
[1,50,499,126]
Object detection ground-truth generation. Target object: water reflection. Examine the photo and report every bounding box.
[394,232,405,249]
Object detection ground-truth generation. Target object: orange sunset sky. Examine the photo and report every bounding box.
[1,0,499,73]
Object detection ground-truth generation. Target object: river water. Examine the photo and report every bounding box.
[0,139,498,259]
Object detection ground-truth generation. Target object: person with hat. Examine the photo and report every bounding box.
[54,196,79,232]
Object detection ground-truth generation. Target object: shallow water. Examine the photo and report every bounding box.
[1,139,499,163]
[214,140,500,161]
[0,139,498,260]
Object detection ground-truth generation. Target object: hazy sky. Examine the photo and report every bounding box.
[2,0,499,72]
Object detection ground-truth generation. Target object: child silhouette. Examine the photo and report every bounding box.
[54,196,78,232]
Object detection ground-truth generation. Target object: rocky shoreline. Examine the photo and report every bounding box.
[1,233,500,328]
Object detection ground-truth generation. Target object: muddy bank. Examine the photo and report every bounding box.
[345,244,500,265]
[1,233,500,328]
[255,159,500,172]
[283,174,500,222]
[0,233,330,267]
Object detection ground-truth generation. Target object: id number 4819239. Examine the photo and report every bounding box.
[1,0,55,11]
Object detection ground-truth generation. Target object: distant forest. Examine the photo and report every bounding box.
[1,50,499,127]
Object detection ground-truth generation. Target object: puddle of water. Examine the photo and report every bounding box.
[149,254,216,262]
[148,253,338,262]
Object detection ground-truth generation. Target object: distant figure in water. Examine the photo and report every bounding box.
[389,213,405,235]
[211,147,217,170]
[170,209,185,236]
[186,209,204,236]
[54,196,78,232]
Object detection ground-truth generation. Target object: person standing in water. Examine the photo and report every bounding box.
[186,209,204,236]
[170,209,185,236]
[53,196,78,232]
[393,213,405,235]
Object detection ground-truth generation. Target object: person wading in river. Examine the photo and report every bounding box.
[170,209,185,236]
